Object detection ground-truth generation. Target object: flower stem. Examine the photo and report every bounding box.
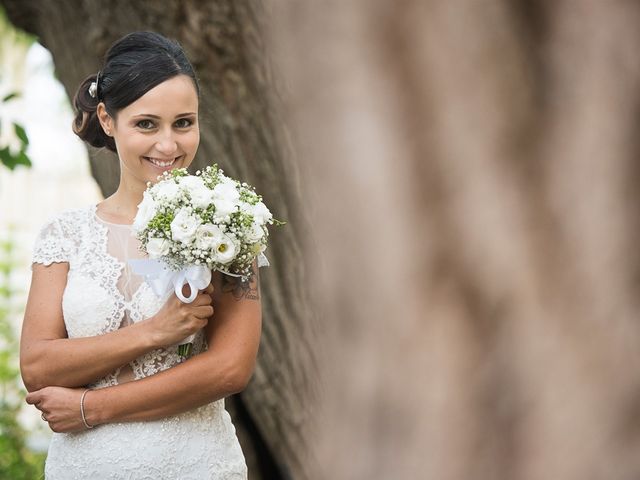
[177,343,193,357]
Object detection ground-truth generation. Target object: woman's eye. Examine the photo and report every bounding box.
[136,120,155,129]
[175,118,193,128]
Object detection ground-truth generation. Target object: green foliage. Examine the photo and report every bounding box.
[0,234,46,479]
[0,104,32,171]
[0,5,34,172]
[148,211,176,234]
[238,188,260,206]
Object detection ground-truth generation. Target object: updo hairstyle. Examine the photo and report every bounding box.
[72,31,200,153]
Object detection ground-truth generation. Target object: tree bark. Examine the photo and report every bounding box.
[267,0,640,479]
[2,1,318,478]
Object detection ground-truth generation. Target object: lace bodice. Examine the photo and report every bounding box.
[32,204,247,479]
[32,203,206,387]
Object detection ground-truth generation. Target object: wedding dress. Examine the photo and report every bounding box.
[32,204,248,480]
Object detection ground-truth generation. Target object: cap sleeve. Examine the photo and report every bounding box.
[32,217,74,266]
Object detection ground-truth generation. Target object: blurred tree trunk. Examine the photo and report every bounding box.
[2,1,318,479]
[268,1,640,479]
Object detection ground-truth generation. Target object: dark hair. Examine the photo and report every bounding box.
[72,31,199,152]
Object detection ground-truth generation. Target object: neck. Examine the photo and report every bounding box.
[104,174,146,221]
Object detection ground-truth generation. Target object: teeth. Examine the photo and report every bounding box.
[146,157,178,167]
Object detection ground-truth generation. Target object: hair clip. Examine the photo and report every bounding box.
[88,70,101,99]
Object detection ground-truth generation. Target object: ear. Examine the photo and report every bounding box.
[96,103,114,137]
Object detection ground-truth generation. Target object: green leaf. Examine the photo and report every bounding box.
[14,151,31,168]
[12,123,28,146]
[2,92,19,102]
[0,147,32,170]
[0,148,17,170]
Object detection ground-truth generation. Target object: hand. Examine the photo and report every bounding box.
[26,386,88,433]
[146,282,215,348]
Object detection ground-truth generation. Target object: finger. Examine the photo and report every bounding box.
[203,283,214,295]
[193,305,214,319]
[25,391,41,405]
[193,294,212,306]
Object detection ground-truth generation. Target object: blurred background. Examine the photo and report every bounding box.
[0,7,101,478]
[3,1,640,479]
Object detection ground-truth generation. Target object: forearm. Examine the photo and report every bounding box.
[84,268,262,425]
[21,320,155,392]
[85,349,245,424]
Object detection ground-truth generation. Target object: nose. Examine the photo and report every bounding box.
[155,129,178,156]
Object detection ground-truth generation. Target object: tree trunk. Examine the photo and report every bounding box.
[2,1,318,478]
[267,1,640,479]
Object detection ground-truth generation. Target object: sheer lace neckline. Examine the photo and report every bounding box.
[93,203,134,227]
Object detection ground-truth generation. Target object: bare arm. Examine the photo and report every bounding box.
[20,262,213,392]
[83,265,262,425]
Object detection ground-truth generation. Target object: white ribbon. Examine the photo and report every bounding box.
[128,259,212,346]
[128,254,268,346]
[128,258,212,303]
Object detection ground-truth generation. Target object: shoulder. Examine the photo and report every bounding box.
[32,205,95,266]
[36,205,94,235]
[33,205,95,248]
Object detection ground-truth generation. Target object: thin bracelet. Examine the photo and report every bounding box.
[80,388,94,429]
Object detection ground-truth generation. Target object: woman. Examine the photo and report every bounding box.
[19,31,261,479]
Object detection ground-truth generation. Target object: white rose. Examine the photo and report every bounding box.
[146,237,170,259]
[213,178,240,203]
[179,175,205,190]
[190,186,214,209]
[180,176,214,209]
[213,198,236,219]
[153,179,181,201]
[195,224,224,250]
[170,209,201,244]
[251,201,273,225]
[245,221,265,243]
[132,191,157,233]
[213,234,238,264]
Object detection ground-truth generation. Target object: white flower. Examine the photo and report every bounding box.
[213,234,238,264]
[153,179,181,201]
[180,176,214,209]
[238,201,253,214]
[245,221,265,242]
[132,191,157,233]
[170,209,201,244]
[195,224,224,250]
[146,237,170,259]
[213,198,236,219]
[179,175,205,190]
[251,202,273,225]
[213,178,240,203]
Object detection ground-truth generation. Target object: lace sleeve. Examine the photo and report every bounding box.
[32,216,74,266]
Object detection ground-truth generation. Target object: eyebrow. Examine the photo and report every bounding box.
[132,112,197,119]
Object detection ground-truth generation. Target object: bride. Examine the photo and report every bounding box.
[19,31,261,479]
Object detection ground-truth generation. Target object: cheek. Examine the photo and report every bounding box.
[186,130,200,151]
[116,131,151,156]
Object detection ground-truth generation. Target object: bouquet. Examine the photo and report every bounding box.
[129,164,282,356]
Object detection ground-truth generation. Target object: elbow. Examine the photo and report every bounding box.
[20,365,43,393]
[20,351,47,392]
[225,363,255,395]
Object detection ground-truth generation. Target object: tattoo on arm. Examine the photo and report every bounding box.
[221,264,260,301]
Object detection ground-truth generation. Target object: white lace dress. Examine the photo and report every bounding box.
[32,204,248,480]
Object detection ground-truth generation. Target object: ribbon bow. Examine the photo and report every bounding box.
[128,259,211,303]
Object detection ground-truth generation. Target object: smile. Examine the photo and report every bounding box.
[143,156,182,168]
